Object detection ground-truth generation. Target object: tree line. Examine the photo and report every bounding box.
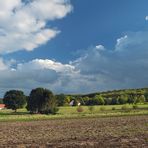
[1,87,148,114]
[56,88,148,106]
[57,93,147,106]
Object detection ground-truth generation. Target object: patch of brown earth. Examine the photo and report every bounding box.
[0,115,147,147]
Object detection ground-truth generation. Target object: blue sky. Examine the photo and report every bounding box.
[0,0,148,96]
[3,0,148,63]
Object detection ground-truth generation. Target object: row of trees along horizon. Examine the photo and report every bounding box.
[0,87,148,114]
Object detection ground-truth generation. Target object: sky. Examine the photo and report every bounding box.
[0,0,148,97]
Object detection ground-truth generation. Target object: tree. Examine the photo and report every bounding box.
[64,96,71,105]
[85,98,94,105]
[104,97,112,105]
[127,95,135,104]
[94,95,105,105]
[144,92,148,102]
[3,90,26,112]
[27,88,58,114]
[85,95,105,106]
[134,95,145,104]
[56,94,66,106]
[118,95,128,104]
[133,96,138,104]
[111,98,119,105]
[82,97,90,105]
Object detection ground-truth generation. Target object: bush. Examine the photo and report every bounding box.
[121,105,128,110]
[88,106,95,113]
[100,106,106,111]
[112,107,116,110]
[77,106,84,112]
[133,104,139,109]
[41,107,59,115]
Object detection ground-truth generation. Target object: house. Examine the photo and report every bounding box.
[0,104,5,110]
[69,100,74,106]
[69,100,81,106]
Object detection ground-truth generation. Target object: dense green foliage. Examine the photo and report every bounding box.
[3,90,26,112]
[27,88,58,114]
[58,88,148,106]
[1,87,148,115]
[56,94,66,106]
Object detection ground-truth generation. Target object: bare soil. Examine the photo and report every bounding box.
[0,115,148,148]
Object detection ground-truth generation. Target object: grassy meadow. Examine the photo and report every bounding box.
[0,104,148,122]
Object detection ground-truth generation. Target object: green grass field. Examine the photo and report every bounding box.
[0,104,148,122]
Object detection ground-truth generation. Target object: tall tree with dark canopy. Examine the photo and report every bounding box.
[3,90,27,112]
[27,88,58,114]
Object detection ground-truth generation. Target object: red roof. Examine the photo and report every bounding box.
[0,104,5,108]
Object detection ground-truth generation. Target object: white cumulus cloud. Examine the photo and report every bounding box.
[1,29,148,96]
[0,58,79,95]
[0,58,8,70]
[0,0,72,54]
[1,30,148,96]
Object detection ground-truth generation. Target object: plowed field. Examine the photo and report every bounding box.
[0,115,148,148]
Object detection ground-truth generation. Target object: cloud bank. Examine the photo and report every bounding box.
[0,0,72,54]
[0,30,148,96]
[0,1,148,96]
